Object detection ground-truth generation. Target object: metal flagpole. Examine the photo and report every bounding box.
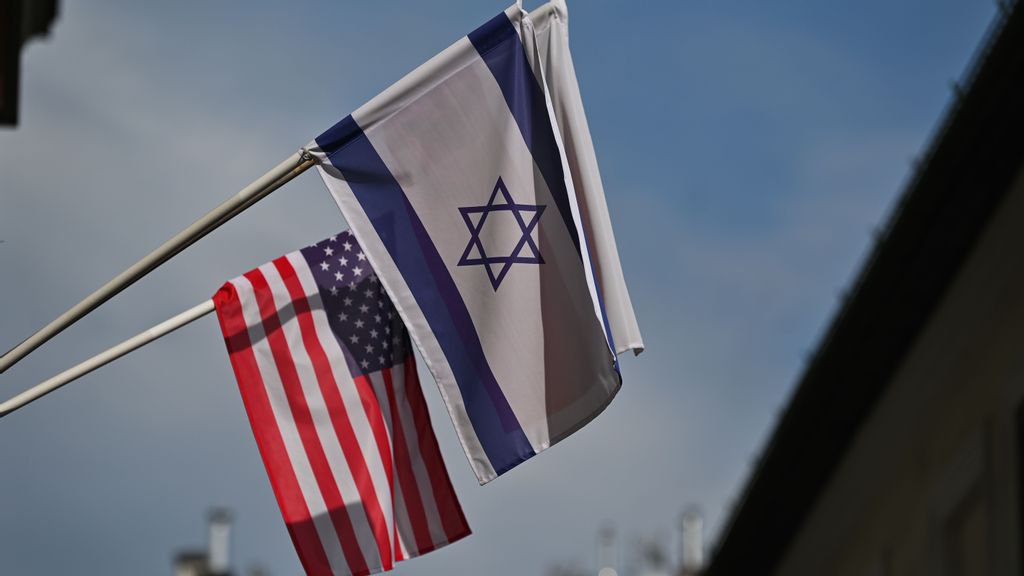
[0,150,316,375]
[0,300,216,418]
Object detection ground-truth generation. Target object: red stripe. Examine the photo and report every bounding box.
[381,366,436,554]
[244,269,370,576]
[213,285,333,576]
[352,374,397,548]
[273,257,395,570]
[401,356,472,543]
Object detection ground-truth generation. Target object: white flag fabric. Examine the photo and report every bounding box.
[306,2,643,484]
[532,1,644,355]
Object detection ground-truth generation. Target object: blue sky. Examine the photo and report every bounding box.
[0,1,998,574]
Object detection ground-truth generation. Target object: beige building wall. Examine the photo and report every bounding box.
[774,165,1024,576]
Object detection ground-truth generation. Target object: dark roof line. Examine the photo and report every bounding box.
[707,2,1024,573]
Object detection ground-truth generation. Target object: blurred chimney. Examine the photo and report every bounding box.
[207,508,233,576]
[596,524,619,576]
[679,508,704,575]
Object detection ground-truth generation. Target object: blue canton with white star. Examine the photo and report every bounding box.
[299,231,411,377]
[457,177,545,290]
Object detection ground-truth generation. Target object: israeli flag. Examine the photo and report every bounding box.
[306,1,643,484]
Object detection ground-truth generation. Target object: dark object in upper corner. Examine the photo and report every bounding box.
[1,0,59,127]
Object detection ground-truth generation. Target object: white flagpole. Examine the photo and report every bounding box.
[0,150,315,375]
[0,300,216,418]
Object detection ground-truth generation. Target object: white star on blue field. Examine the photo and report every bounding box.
[0,1,997,575]
[299,230,410,376]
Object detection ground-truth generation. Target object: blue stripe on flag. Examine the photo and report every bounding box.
[468,14,581,257]
[468,12,620,366]
[316,115,536,477]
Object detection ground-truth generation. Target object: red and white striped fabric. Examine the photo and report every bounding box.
[213,231,470,576]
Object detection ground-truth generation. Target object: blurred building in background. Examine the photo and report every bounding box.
[174,508,235,576]
[0,0,58,126]
[677,508,703,576]
[596,524,619,576]
[707,2,1024,575]
[547,509,705,576]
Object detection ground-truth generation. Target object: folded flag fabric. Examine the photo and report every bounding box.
[306,2,643,484]
[532,1,644,354]
[213,230,470,576]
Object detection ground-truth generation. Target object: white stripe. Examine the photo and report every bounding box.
[285,252,398,556]
[389,365,448,547]
[259,261,383,570]
[366,371,396,464]
[230,276,350,576]
[366,369,399,548]
[391,465,416,559]
[365,370,408,559]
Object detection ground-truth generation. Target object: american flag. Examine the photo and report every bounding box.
[213,230,470,576]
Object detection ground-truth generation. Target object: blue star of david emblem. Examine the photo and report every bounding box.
[457,177,546,291]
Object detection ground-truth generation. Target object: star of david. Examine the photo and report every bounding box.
[457,177,545,291]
